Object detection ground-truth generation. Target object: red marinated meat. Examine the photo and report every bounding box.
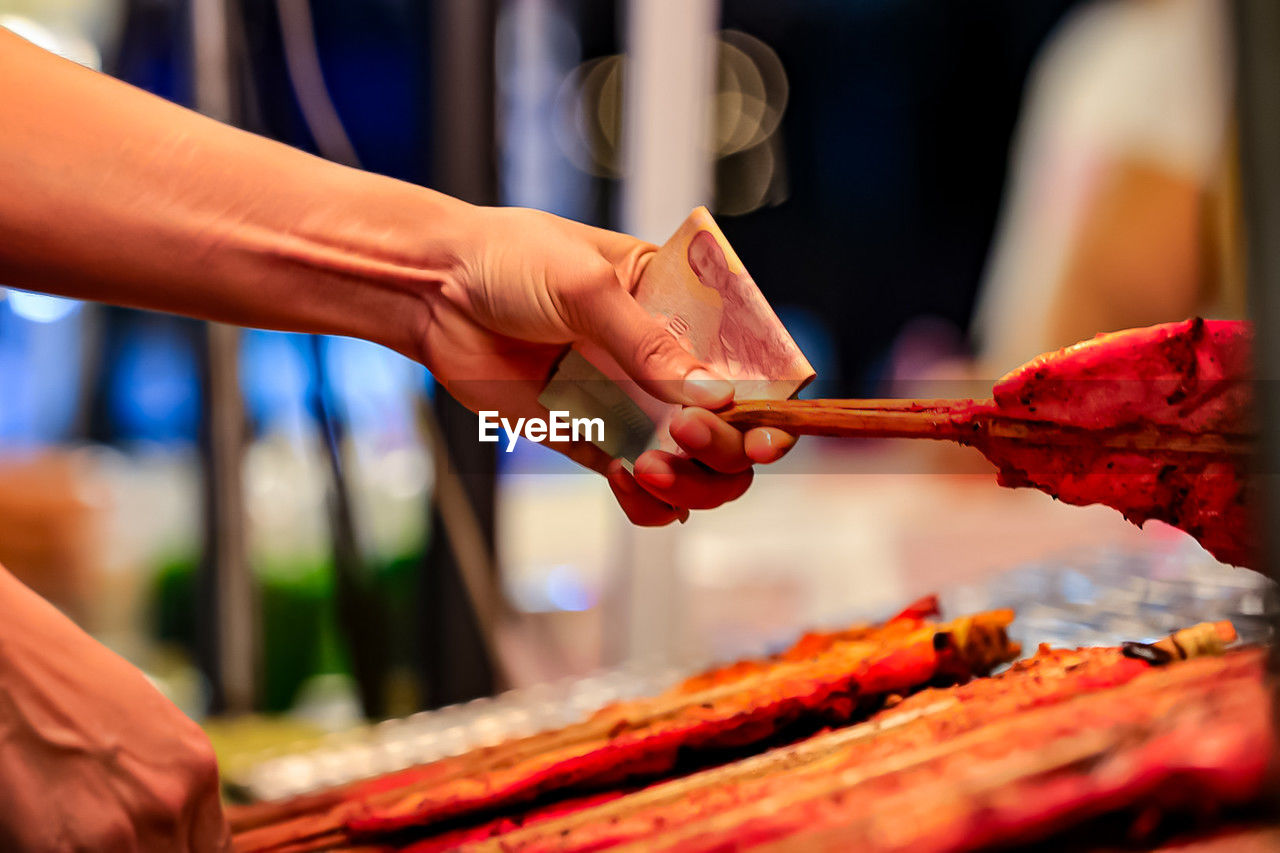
[484,630,1243,853]
[978,319,1256,568]
[666,650,1269,853]
[230,622,1252,853]
[231,607,1017,852]
[994,318,1252,434]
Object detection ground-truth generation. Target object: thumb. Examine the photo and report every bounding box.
[576,276,733,409]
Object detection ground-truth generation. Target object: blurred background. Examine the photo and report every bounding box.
[0,0,1263,797]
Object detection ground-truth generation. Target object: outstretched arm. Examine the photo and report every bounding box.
[0,25,458,360]
[0,28,793,524]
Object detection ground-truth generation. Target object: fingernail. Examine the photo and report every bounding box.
[635,456,676,490]
[674,415,712,450]
[677,508,690,524]
[683,368,732,408]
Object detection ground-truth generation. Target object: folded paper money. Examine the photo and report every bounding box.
[539,207,815,462]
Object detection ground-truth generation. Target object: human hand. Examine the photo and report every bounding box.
[0,32,790,525]
[423,206,795,524]
[0,565,230,851]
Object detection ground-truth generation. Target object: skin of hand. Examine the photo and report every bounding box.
[430,205,796,525]
[0,28,794,526]
[0,564,230,851]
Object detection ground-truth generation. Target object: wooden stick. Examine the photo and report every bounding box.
[720,399,1255,455]
[719,399,986,441]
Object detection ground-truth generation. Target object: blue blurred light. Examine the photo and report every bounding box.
[324,335,428,440]
[0,294,85,444]
[240,330,312,439]
[543,564,594,612]
[5,289,81,324]
[108,323,199,441]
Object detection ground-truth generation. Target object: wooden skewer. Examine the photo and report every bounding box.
[720,398,1255,456]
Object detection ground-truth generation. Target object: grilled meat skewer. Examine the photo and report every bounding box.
[723,319,1256,568]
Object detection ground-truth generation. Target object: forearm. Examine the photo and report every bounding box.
[0,563,230,849]
[0,29,468,361]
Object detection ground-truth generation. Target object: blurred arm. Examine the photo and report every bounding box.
[0,27,466,362]
[972,0,1231,374]
[1042,158,1204,350]
[0,561,230,849]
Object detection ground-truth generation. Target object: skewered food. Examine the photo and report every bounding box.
[450,623,1246,853]
[230,619,1261,853]
[230,602,1017,852]
[660,646,1267,853]
[983,318,1254,568]
[723,319,1256,568]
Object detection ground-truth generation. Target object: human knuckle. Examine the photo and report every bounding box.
[557,261,614,315]
[174,724,221,793]
[585,255,615,282]
[633,327,678,375]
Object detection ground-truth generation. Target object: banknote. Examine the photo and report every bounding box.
[538,207,815,464]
